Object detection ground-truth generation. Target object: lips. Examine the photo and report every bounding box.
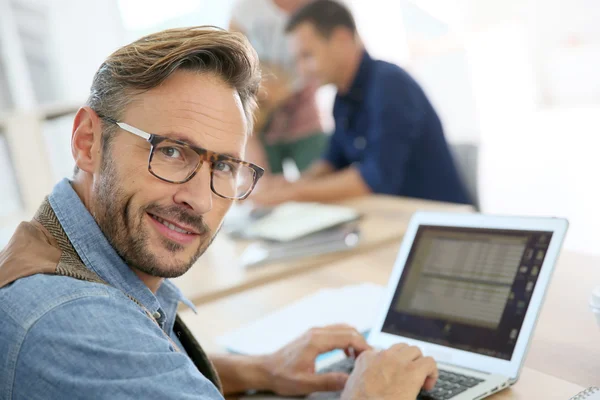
[149,214,195,235]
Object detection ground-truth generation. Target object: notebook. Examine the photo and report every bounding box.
[570,387,600,400]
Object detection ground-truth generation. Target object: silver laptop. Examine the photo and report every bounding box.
[315,211,568,400]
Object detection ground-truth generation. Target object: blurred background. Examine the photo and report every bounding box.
[1,0,599,255]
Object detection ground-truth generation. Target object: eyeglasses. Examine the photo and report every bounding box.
[102,117,264,200]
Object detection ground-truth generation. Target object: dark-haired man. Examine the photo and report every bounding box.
[253,0,471,206]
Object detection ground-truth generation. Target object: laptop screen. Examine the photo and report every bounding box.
[381,225,553,361]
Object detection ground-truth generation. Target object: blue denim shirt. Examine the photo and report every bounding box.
[0,179,223,399]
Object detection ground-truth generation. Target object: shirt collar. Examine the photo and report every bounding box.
[48,178,196,318]
[158,280,198,314]
[338,50,373,103]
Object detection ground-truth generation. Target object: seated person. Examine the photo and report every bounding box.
[0,27,437,399]
[252,0,472,206]
[256,62,329,174]
[229,0,328,176]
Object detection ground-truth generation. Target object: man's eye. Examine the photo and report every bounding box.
[160,147,182,159]
[214,161,233,173]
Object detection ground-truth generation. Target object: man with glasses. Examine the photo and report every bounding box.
[100,118,265,200]
[0,27,437,399]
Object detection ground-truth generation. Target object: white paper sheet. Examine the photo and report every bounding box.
[216,283,385,356]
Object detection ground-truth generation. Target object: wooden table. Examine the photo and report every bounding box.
[524,250,600,388]
[180,244,599,397]
[173,195,473,305]
[487,368,582,399]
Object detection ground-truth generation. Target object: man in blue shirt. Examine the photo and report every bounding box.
[252,0,471,206]
[0,27,437,399]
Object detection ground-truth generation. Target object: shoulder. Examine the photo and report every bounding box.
[0,274,144,332]
[371,59,414,86]
[0,275,222,400]
[369,60,427,103]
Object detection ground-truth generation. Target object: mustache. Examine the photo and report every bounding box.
[144,204,209,235]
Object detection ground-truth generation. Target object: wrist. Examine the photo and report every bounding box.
[287,182,307,202]
[247,354,273,392]
[211,354,272,395]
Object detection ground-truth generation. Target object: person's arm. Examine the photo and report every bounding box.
[210,325,371,396]
[250,164,369,206]
[288,165,371,203]
[210,327,438,399]
[300,159,336,180]
[13,292,223,399]
[209,354,270,395]
[253,80,422,206]
[251,130,365,205]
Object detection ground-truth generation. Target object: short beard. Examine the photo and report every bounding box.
[92,152,216,278]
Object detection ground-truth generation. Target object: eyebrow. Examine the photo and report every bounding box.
[160,131,243,160]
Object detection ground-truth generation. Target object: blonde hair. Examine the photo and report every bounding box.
[87,26,261,136]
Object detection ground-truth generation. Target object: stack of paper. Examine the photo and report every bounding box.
[239,202,361,242]
[238,223,361,268]
[217,283,385,356]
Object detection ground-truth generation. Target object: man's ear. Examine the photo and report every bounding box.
[71,106,104,174]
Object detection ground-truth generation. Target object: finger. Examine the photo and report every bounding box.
[320,323,359,331]
[397,345,423,362]
[323,326,373,356]
[424,376,438,392]
[328,324,372,354]
[307,329,371,355]
[318,324,366,345]
[344,346,371,358]
[298,372,349,394]
[414,356,439,391]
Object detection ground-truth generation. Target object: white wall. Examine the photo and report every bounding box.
[122,0,238,40]
[46,0,126,104]
[480,106,600,256]
[527,0,600,106]
[346,0,409,66]
[466,20,600,256]
[43,114,77,184]
[0,135,21,218]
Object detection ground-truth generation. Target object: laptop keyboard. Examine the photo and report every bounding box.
[319,356,356,375]
[419,370,484,399]
[317,357,484,400]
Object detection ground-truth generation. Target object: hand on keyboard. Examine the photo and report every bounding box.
[263,324,371,396]
[418,370,484,400]
[340,343,439,400]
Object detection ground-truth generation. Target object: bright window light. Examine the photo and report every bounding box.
[118,0,201,30]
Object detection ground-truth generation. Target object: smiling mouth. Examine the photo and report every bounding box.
[149,213,197,235]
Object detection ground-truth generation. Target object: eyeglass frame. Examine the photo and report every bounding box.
[100,116,265,200]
